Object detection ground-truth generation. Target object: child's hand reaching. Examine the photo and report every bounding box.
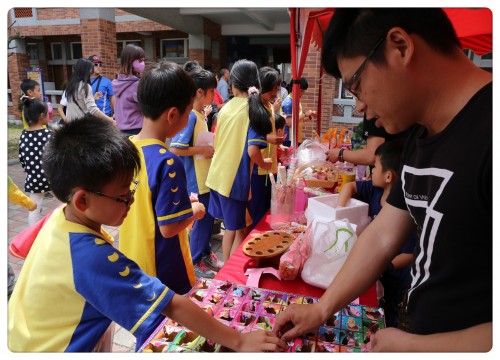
[235,330,287,352]
[192,202,206,220]
[261,158,273,171]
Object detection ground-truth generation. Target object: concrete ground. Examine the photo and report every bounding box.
[7,160,223,352]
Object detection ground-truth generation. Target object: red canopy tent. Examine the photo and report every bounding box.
[288,8,493,147]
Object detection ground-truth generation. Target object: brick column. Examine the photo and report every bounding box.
[80,9,117,79]
[8,34,30,119]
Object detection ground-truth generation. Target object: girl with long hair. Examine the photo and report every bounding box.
[65,58,114,123]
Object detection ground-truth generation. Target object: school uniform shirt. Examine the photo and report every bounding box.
[206,97,253,201]
[281,95,304,143]
[256,103,277,176]
[119,139,196,295]
[170,110,211,195]
[18,128,51,193]
[90,75,114,116]
[8,206,173,352]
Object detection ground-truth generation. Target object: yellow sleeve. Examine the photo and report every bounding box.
[8,177,35,210]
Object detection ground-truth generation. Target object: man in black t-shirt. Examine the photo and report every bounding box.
[274,9,492,351]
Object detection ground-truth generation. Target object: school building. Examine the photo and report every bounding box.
[7,8,492,138]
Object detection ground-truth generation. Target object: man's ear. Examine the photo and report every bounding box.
[386,27,414,66]
[72,189,90,212]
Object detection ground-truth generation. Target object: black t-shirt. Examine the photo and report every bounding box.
[387,82,492,334]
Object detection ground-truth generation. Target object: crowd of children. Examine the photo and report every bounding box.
[10,52,413,352]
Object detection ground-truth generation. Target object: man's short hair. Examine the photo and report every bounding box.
[43,114,141,202]
[137,61,196,120]
[322,8,461,79]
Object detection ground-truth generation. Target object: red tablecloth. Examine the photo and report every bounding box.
[215,213,378,307]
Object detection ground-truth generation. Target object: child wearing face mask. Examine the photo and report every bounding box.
[112,44,146,136]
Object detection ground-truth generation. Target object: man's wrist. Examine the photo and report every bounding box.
[338,148,345,162]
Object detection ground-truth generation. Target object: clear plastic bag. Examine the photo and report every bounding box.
[295,139,328,168]
[301,217,357,289]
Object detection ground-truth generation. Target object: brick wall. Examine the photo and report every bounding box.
[37,8,79,20]
[81,18,118,79]
[188,48,211,68]
[8,53,30,119]
[116,20,173,33]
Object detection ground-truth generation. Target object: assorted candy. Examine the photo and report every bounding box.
[139,279,385,353]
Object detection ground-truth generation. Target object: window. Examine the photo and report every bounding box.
[27,43,39,61]
[51,43,63,60]
[70,42,82,60]
[161,39,188,59]
[116,40,142,59]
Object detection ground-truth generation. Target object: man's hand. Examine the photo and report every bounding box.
[273,303,324,341]
[235,330,287,352]
[94,91,103,101]
[325,148,340,163]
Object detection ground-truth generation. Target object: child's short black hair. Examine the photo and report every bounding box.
[190,67,217,93]
[137,61,196,120]
[375,138,405,173]
[43,114,141,203]
[21,98,47,126]
[274,113,286,130]
[20,78,39,95]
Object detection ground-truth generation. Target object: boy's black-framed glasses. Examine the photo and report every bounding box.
[86,180,140,206]
[343,36,386,100]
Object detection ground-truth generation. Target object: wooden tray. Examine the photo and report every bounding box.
[304,178,336,188]
[242,231,295,259]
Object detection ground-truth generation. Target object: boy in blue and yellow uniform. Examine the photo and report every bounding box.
[170,66,223,278]
[8,113,287,352]
[119,62,205,295]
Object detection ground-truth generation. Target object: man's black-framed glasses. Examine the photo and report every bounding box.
[86,180,139,206]
[343,36,386,100]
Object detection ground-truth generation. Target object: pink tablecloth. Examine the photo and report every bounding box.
[215,212,378,306]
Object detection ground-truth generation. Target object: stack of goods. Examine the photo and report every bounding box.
[139,279,386,353]
[321,127,352,150]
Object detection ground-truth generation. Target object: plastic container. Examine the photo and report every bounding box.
[305,194,370,235]
[270,184,296,230]
[337,163,356,193]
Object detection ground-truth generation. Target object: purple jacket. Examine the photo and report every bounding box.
[112,74,142,131]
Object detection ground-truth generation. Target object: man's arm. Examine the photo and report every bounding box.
[371,322,492,352]
[326,135,385,166]
[274,204,415,340]
[110,95,115,111]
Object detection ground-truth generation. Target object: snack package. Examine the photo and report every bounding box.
[279,224,312,280]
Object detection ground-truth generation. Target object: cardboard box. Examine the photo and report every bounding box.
[305,194,371,235]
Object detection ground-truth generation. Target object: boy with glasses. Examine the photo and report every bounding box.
[8,115,287,352]
[274,8,492,351]
[88,55,115,117]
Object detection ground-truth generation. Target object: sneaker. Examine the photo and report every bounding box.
[194,262,216,279]
[202,252,224,271]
